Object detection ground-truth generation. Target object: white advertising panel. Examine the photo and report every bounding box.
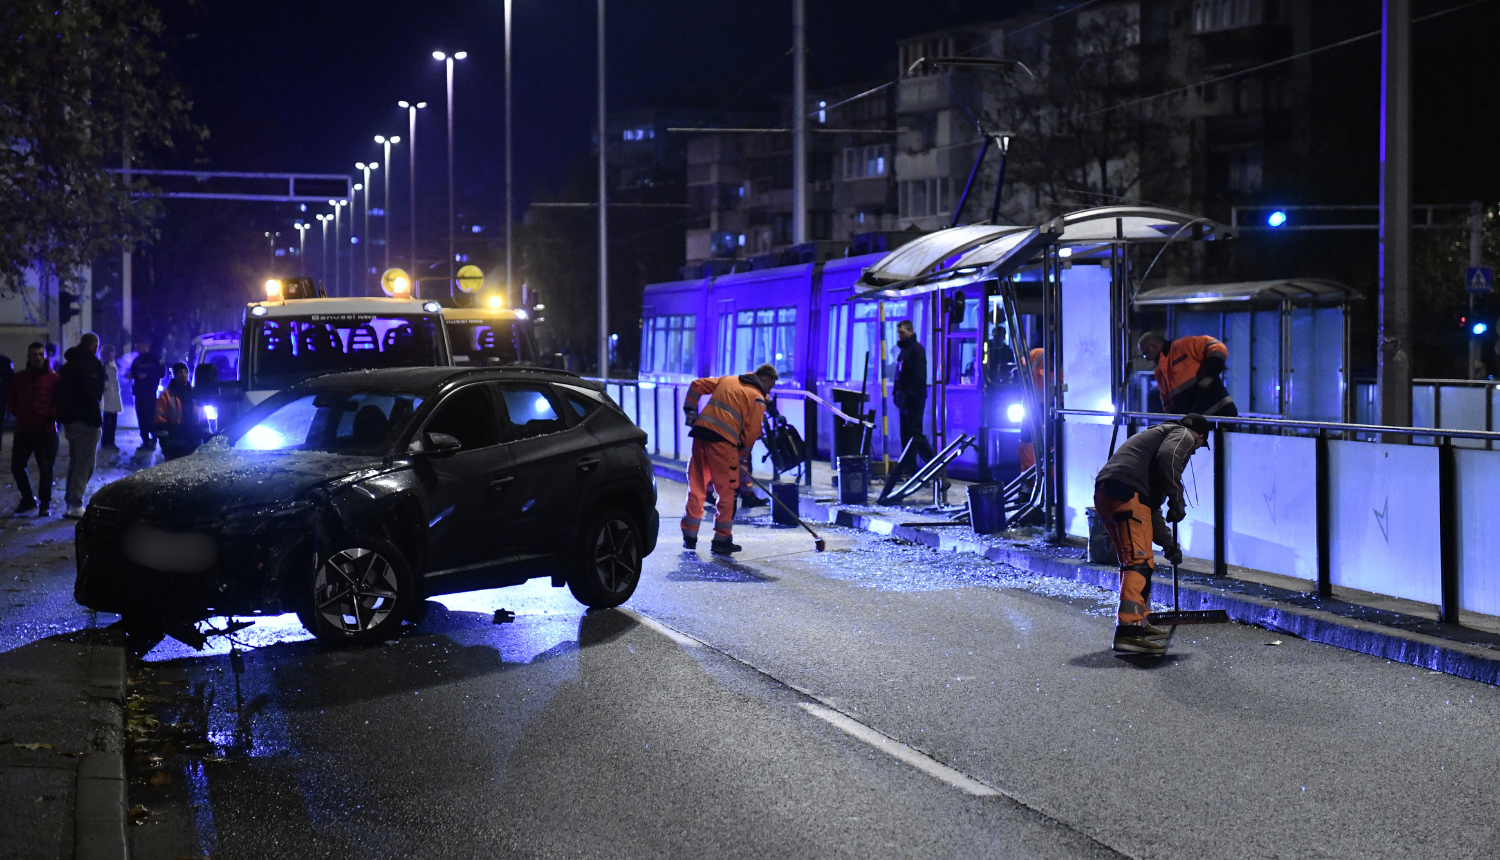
[1328,440,1440,605]
[1224,433,1317,581]
[1457,448,1500,617]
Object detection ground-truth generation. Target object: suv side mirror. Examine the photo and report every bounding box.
[420,432,462,457]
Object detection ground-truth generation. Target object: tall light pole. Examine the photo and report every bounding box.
[330,199,346,297]
[398,101,427,276]
[375,135,401,274]
[295,221,309,275]
[505,0,515,307]
[792,0,807,245]
[597,0,608,377]
[434,50,468,300]
[352,183,363,296]
[317,214,330,290]
[1378,0,1411,429]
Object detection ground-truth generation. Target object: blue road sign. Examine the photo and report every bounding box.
[1467,266,1493,294]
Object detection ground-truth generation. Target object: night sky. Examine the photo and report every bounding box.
[163,0,1031,227]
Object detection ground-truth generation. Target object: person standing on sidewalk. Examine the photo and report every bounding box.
[892,320,936,473]
[100,344,123,450]
[7,343,60,517]
[1093,413,1211,655]
[128,340,164,450]
[55,334,106,520]
[680,363,778,555]
[155,363,202,461]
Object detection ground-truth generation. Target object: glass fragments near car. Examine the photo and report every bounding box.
[233,391,424,454]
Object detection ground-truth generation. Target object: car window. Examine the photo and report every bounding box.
[233,391,424,454]
[424,384,500,451]
[499,384,567,440]
[562,391,598,420]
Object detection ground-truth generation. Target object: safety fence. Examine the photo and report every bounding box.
[1059,409,1500,625]
[1354,378,1500,447]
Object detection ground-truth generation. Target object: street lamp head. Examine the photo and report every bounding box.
[356,162,366,170]
[338,200,347,207]
[390,135,401,144]
[433,51,446,60]
[417,102,427,109]
[370,162,379,170]
[454,51,467,60]
[353,183,363,192]
[375,135,385,143]
[398,100,410,108]
[328,199,337,206]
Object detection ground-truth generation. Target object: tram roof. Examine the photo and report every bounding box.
[1134,278,1360,307]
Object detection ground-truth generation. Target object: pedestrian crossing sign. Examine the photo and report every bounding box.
[1467,266,1493,294]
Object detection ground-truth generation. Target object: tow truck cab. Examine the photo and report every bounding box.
[240,281,451,406]
[189,331,241,386]
[441,306,539,367]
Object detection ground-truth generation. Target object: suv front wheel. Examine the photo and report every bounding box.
[302,538,413,645]
[568,507,642,608]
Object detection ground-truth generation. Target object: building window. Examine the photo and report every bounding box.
[1227,150,1263,193]
[622,127,655,141]
[641,314,695,375]
[1192,0,1263,33]
[843,145,889,180]
[898,178,954,219]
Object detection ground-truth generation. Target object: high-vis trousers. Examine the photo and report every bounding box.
[682,438,741,542]
[1093,488,1155,626]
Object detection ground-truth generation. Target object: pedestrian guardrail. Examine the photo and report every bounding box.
[1057,408,1500,627]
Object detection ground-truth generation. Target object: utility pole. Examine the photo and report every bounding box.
[121,147,132,345]
[505,0,515,308]
[1471,201,1485,379]
[598,0,609,378]
[1378,0,1411,429]
[791,0,808,245]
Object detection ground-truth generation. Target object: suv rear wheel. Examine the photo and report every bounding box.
[301,538,412,645]
[567,507,642,608]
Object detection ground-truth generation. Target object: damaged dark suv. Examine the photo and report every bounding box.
[74,367,658,645]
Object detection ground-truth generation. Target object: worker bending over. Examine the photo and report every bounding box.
[1138,331,1237,417]
[681,363,778,555]
[1093,413,1211,655]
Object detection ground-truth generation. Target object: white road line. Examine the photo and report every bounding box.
[798,702,1001,798]
[621,609,701,648]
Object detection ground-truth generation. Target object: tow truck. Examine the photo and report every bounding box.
[442,295,540,367]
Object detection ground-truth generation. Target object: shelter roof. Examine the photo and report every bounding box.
[1133,278,1360,307]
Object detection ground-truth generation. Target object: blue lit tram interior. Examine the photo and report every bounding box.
[638,251,1044,482]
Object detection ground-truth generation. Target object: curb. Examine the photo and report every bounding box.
[76,643,127,860]
[652,459,1500,686]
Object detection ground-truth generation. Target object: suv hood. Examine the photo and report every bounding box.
[90,446,385,523]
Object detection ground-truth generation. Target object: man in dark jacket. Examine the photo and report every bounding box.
[156,363,202,461]
[1093,414,1211,655]
[128,340,165,449]
[56,334,106,519]
[8,343,60,517]
[892,320,936,472]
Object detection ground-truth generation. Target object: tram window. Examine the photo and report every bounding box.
[726,306,796,378]
[956,297,981,331]
[641,314,695,375]
[717,312,734,374]
[827,304,848,381]
[948,337,978,386]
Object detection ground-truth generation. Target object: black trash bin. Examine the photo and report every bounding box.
[968,483,1008,535]
[838,455,868,505]
[771,481,800,526]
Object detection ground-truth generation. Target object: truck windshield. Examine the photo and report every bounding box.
[446,318,536,366]
[248,314,443,391]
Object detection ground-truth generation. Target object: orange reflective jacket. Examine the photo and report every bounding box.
[1155,335,1227,412]
[686,374,770,450]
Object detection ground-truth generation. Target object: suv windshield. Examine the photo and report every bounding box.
[248,314,443,391]
[446,318,536,366]
[232,390,425,454]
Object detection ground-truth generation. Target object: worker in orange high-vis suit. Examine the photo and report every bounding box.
[1093,413,1210,655]
[1017,347,1046,472]
[681,363,778,555]
[1138,331,1237,417]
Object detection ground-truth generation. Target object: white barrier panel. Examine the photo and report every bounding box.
[1457,448,1500,616]
[1328,440,1440,605]
[1439,386,1487,449]
[1176,436,1216,561]
[1224,433,1316,582]
[641,385,659,455]
[1062,421,1114,538]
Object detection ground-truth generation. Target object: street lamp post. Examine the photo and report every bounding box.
[434,50,467,299]
[375,135,401,274]
[505,0,514,307]
[295,221,309,275]
[330,199,346,297]
[317,214,330,289]
[397,101,427,277]
[597,0,608,377]
[351,183,363,296]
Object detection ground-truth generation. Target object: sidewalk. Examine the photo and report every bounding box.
[652,454,1500,686]
[0,427,148,860]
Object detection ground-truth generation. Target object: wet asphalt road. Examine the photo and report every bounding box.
[11,476,1500,858]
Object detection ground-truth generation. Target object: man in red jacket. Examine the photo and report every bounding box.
[8,342,60,517]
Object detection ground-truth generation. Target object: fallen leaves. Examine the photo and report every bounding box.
[128,804,150,825]
[147,771,172,786]
[16,742,53,751]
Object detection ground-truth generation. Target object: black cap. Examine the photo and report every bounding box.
[1176,413,1212,446]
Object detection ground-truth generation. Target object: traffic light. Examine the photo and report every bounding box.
[58,291,80,325]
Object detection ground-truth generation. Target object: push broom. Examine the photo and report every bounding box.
[1146,522,1230,628]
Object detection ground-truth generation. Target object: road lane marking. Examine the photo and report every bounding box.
[798,703,1001,797]
[622,609,701,648]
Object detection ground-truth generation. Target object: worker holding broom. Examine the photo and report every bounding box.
[1093,413,1211,655]
[681,363,778,555]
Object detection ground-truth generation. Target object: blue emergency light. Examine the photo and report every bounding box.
[1267,210,1288,227]
[1474,321,1489,336]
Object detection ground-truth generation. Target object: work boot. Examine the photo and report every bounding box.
[710,538,742,556]
[1113,625,1166,655]
[36,505,50,519]
[682,535,697,550]
[1143,623,1171,640]
[12,500,36,518]
[740,494,767,509]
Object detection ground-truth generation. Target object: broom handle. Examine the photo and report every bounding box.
[745,473,823,542]
[1172,521,1180,613]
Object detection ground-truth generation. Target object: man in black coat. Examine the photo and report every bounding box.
[128,340,164,449]
[55,333,106,519]
[892,320,936,471]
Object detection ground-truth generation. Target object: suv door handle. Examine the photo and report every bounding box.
[576,456,601,474]
[489,475,515,489]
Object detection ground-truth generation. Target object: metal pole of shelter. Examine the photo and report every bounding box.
[791,0,807,245]
[598,0,609,378]
[1378,0,1412,430]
